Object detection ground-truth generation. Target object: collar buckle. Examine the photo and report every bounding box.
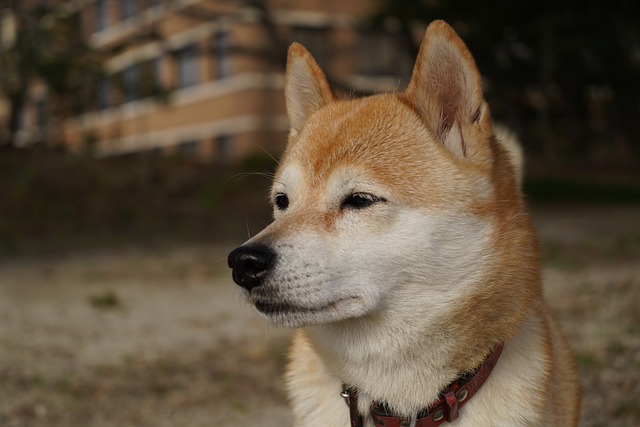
[443,389,460,422]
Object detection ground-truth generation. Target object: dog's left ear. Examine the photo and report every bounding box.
[405,21,492,162]
[285,43,334,138]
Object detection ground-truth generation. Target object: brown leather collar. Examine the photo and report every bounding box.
[342,343,504,427]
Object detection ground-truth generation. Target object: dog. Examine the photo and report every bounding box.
[228,20,580,427]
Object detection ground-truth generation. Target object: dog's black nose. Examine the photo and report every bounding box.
[228,245,275,291]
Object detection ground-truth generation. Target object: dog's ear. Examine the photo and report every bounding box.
[285,43,334,138]
[405,21,490,161]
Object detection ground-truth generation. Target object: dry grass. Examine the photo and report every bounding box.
[535,206,640,427]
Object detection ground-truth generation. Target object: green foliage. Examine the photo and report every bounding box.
[0,148,273,257]
[89,291,122,310]
[524,176,640,204]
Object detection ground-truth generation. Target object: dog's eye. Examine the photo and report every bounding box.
[341,193,384,210]
[274,193,290,210]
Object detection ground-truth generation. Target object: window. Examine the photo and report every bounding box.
[121,0,137,21]
[176,45,199,88]
[178,140,200,157]
[216,134,231,163]
[98,75,111,110]
[96,0,107,30]
[122,65,139,103]
[140,58,162,98]
[213,31,230,78]
[152,57,161,83]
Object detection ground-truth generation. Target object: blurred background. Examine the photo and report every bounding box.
[0,0,638,426]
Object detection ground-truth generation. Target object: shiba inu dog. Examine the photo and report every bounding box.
[228,20,580,427]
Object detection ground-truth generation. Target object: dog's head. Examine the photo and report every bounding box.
[228,21,536,331]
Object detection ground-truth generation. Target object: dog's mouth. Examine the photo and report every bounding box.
[254,300,304,314]
[253,296,359,316]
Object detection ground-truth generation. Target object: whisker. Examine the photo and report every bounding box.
[223,171,275,185]
[255,142,279,165]
[246,214,252,239]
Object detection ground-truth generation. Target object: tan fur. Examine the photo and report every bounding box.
[233,20,580,426]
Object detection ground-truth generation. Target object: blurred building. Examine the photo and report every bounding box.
[1,0,415,162]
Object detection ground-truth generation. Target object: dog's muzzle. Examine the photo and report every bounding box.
[227,244,276,291]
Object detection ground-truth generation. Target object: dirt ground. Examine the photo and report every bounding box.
[0,205,639,427]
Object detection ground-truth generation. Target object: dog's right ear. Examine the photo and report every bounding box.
[285,43,334,138]
[405,21,492,163]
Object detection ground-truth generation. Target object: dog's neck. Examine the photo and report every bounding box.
[341,342,504,427]
[306,305,493,416]
[305,308,551,425]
